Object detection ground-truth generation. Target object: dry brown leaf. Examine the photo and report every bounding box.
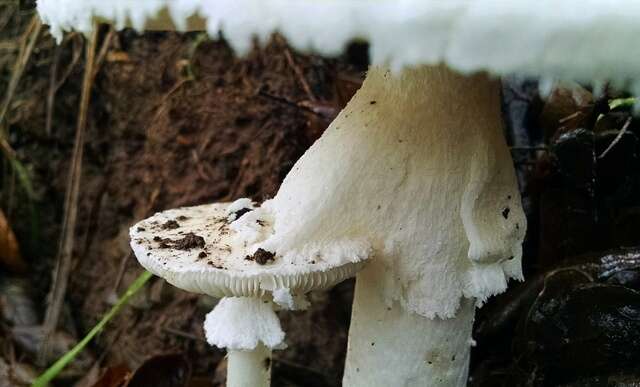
[125,354,191,387]
[90,365,132,387]
[0,208,26,272]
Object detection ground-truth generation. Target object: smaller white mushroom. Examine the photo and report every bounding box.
[129,200,368,387]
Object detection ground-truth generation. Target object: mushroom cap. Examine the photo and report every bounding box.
[129,202,367,299]
[38,0,640,86]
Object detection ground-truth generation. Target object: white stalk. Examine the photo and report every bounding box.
[227,344,272,387]
[252,65,526,385]
[335,67,525,386]
[343,263,476,386]
[204,297,284,387]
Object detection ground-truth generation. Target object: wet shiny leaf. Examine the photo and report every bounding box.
[525,283,640,383]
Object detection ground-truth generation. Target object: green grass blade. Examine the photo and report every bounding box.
[32,270,153,387]
[9,156,35,199]
[609,97,637,111]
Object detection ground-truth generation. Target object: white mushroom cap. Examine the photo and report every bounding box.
[129,201,368,301]
[38,0,640,87]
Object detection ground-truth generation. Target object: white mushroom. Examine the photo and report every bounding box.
[129,202,368,387]
[38,1,640,385]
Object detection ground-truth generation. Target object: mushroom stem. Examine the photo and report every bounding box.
[343,263,476,386]
[257,65,525,385]
[204,297,284,387]
[227,344,272,387]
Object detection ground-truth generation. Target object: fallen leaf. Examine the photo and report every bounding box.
[11,327,95,378]
[0,358,38,386]
[125,354,191,387]
[0,209,26,273]
[90,365,131,387]
[0,277,39,326]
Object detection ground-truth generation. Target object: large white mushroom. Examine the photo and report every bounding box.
[37,1,640,385]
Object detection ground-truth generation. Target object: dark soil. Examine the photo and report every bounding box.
[172,233,205,250]
[246,248,276,265]
[0,8,363,385]
[161,220,180,230]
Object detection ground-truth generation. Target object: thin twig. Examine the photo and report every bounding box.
[92,27,114,79]
[257,89,325,117]
[46,34,82,135]
[598,116,632,159]
[45,44,63,136]
[40,25,100,362]
[162,327,206,342]
[0,15,41,128]
[283,48,316,101]
[558,111,582,124]
[111,253,133,295]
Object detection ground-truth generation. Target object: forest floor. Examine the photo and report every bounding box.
[2,4,640,387]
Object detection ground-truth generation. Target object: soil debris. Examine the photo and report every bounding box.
[161,220,180,230]
[246,248,276,265]
[232,207,251,220]
[173,233,205,250]
[154,232,205,250]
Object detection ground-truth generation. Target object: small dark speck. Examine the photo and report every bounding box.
[386,307,392,311]
[377,205,381,210]
[507,195,512,200]
[264,358,271,369]
[153,236,162,242]
[370,100,377,105]
[146,252,151,256]
[206,261,223,269]
[233,207,251,219]
[137,227,146,232]
[310,260,316,264]
[161,220,180,230]
[427,361,433,365]
[198,251,208,258]
[515,223,520,230]
[502,207,510,219]
[177,215,189,221]
[256,219,266,227]
[451,355,456,361]
[371,342,375,346]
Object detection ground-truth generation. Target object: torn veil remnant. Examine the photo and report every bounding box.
[38,1,640,386]
[129,202,367,387]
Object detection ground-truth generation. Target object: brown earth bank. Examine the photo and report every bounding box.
[2,5,640,387]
